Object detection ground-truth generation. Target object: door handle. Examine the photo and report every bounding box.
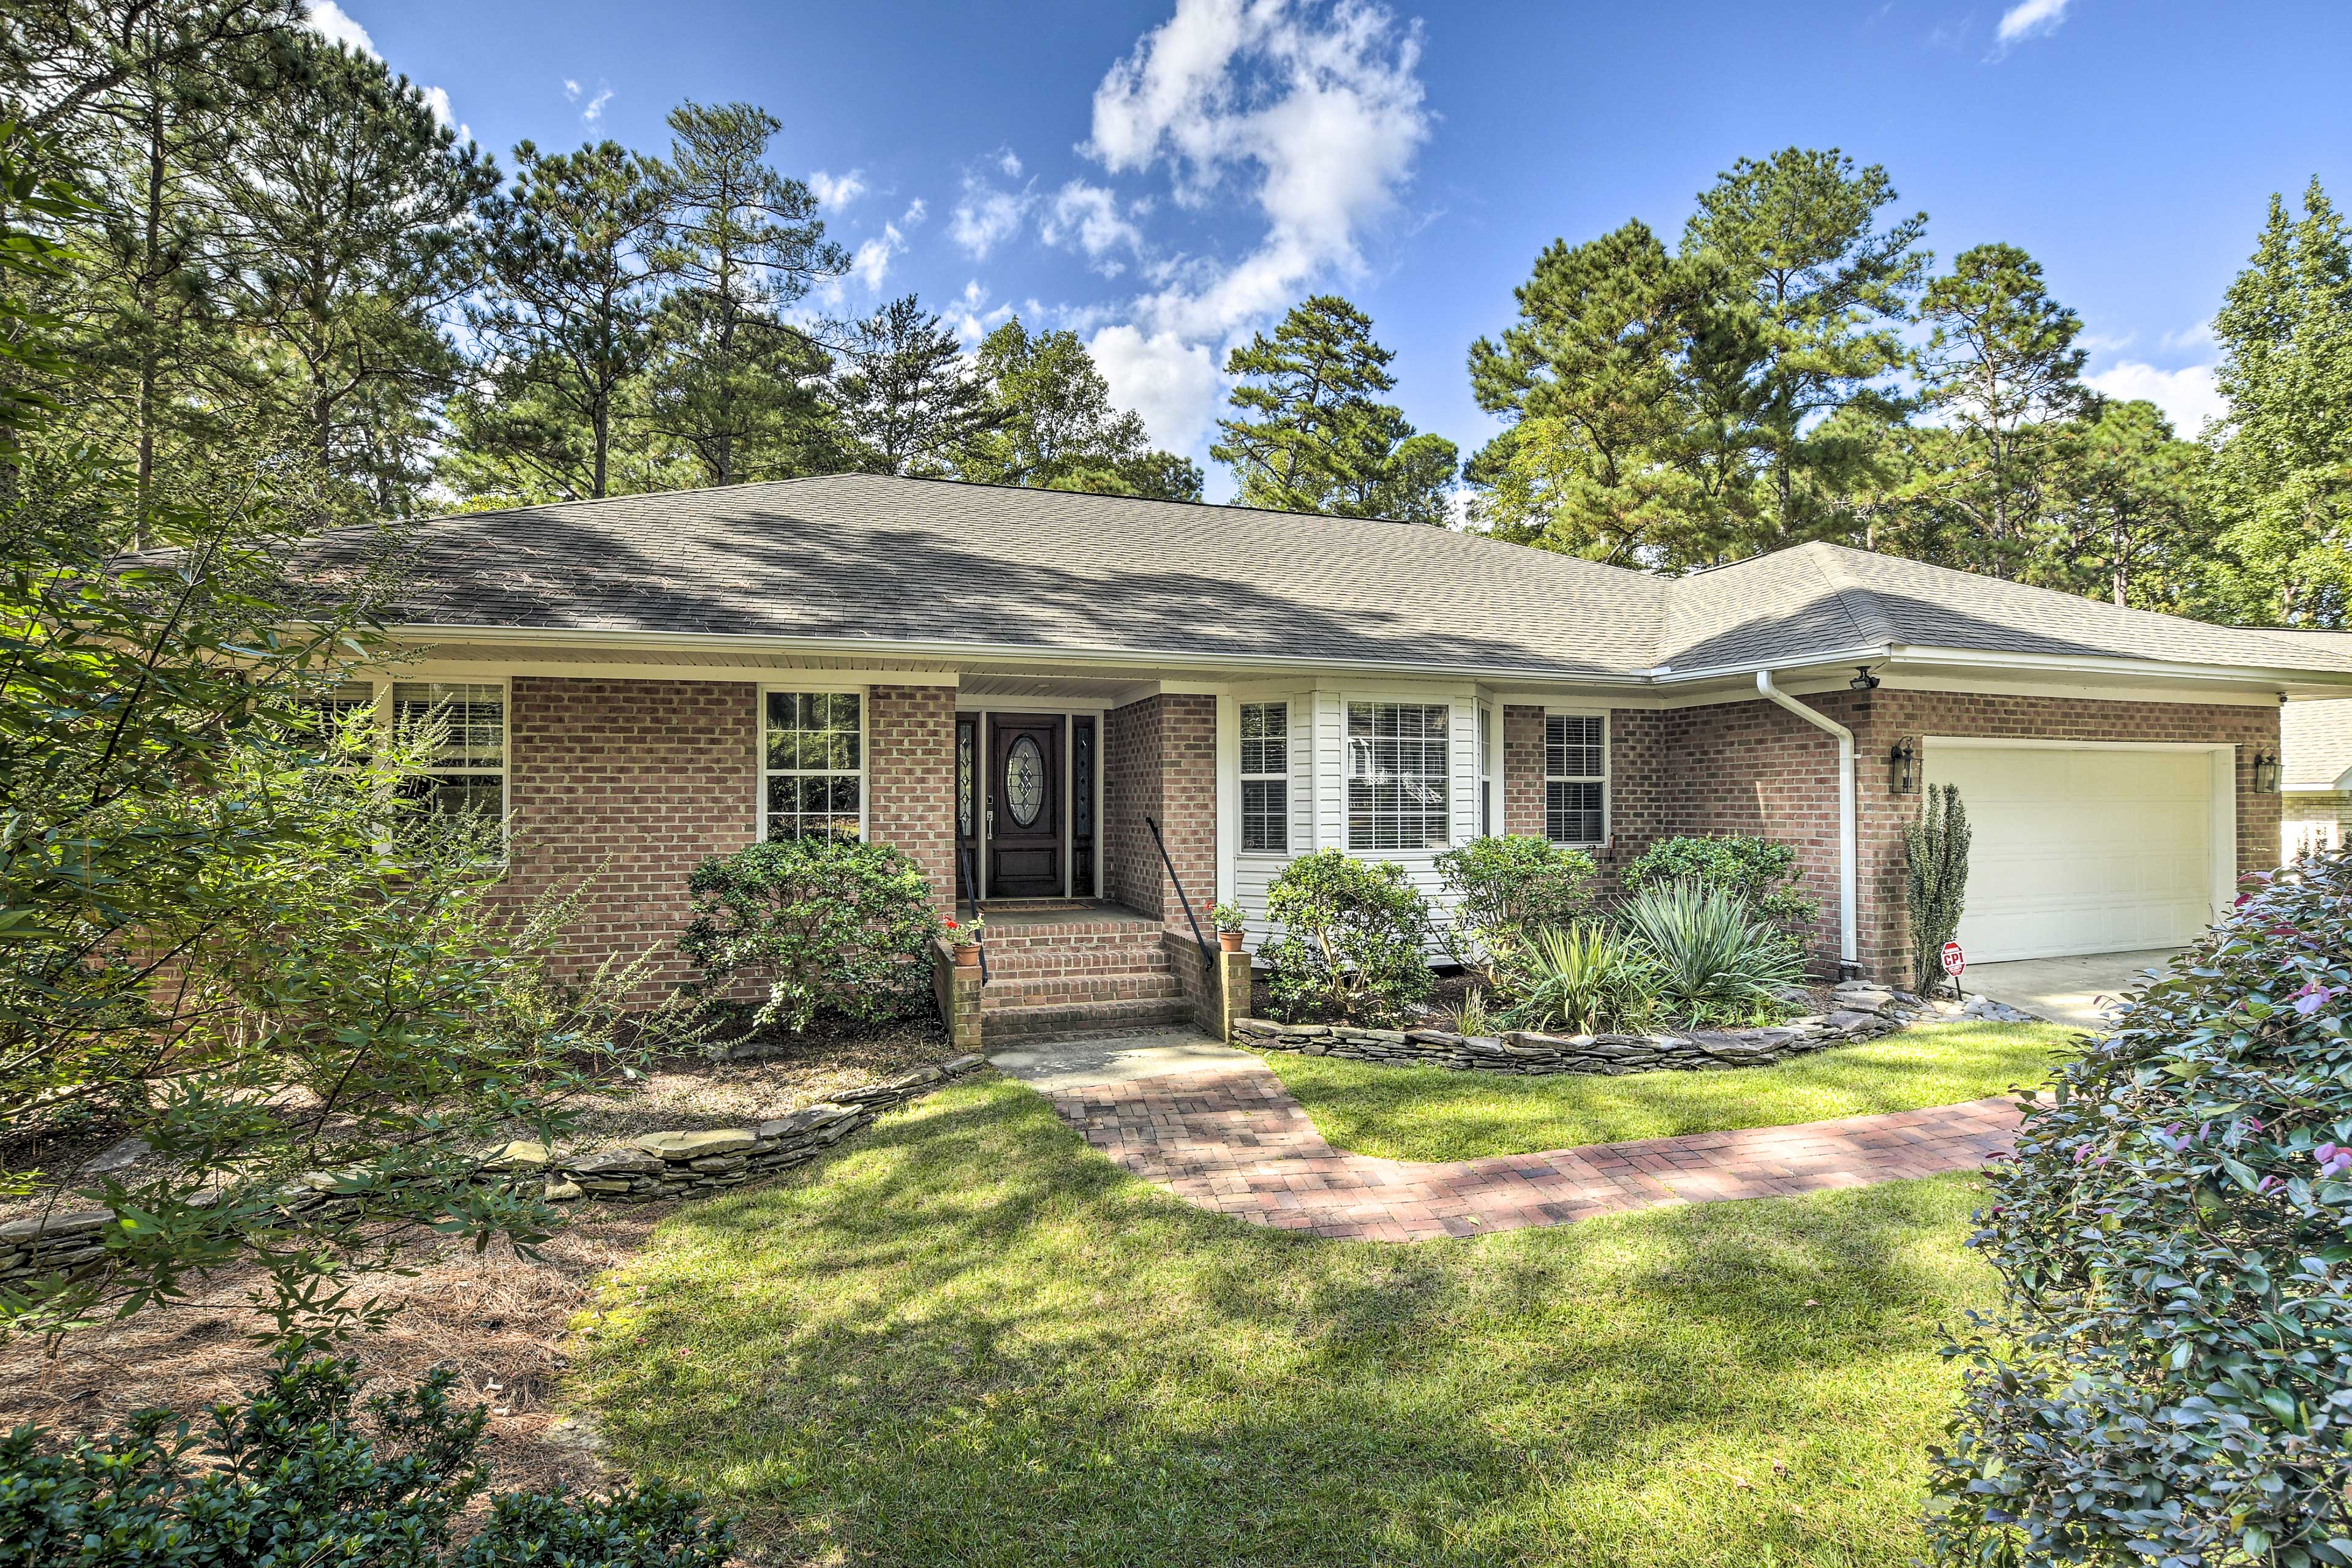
[987,807,997,835]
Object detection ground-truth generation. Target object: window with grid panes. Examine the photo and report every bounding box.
[765,691,863,841]
[390,682,505,826]
[1346,701,1449,850]
[1239,702,1288,852]
[1545,712,1607,844]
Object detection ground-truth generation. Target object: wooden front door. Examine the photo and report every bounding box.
[987,714,1063,897]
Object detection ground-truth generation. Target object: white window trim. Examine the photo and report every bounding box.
[1343,696,1455,854]
[385,676,513,861]
[757,682,872,843]
[1238,698,1292,858]
[1543,707,1610,847]
[1478,701,1497,840]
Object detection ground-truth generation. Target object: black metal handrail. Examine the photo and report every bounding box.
[956,842,989,985]
[1143,815,1215,973]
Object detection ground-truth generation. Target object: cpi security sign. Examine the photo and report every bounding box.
[1940,940,1966,979]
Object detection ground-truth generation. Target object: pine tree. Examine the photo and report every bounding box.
[213,37,493,516]
[1211,295,1457,522]
[635,100,846,488]
[450,138,673,502]
[826,295,994,477]
[2205,178,2352,626]
[958,317,1202,499]
[2042,399,2215,611]
[1464,221,1763,568]
[1894,243,2091,579]
[1683,146,1927,542]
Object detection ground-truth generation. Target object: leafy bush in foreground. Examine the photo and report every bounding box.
[679,836,943,1032]
[1434,834,1597,986]
[1616,880,1804,1027]
[0,1355,733,1568]
[1928,850,2352,1566]
[1262,848,1434,1028]
[1623,834,1821,944]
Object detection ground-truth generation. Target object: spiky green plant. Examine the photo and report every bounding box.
[1905,783,1972,995]
[1616,881,1804,1027]
[1501,922,1657,1035]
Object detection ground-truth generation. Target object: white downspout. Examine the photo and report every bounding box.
[1756,671,1859,977]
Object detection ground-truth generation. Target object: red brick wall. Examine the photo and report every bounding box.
[1498,689,2280,984]
[503,677,760,989]
[1850,690,2278,981]
[1104,693,1218,931]
[867,685,956,916]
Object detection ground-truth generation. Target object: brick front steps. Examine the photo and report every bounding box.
[977,905,1196,1041]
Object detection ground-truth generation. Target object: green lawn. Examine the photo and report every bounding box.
[572,1075,1999,1567]
[1257,1020,2071,1163]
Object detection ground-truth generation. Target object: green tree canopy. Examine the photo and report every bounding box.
[1465,219,1763,568]
[1683,146,1927,539]
[2204,176,2352,626]
[1212,294,1457,523]
[826,293,995,477]
[959,316,1202,500]
[448,138,673,503]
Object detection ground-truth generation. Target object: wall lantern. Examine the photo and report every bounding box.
[1849,665,1882,692]
[1888,739,1919,795]
[2253,750,2281,794]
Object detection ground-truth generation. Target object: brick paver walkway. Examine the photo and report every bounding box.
[1047,1063,2021,1241]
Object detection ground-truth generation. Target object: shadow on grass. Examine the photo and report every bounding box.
[571,1077,1993,1567]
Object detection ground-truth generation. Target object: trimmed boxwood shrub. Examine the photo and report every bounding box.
[0,1355,733,1567]
[1261,848,1434,1028]
[1434,834,1597,986]
[1623,834,1820,941]
[1928,850,2352,1565]
[678,837,943,1033]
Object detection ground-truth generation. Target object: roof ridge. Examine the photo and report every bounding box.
[1798,541,1900,649]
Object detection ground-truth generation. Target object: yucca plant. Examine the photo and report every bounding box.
[1616,880,1805,1027]
[1502,921,1657,1035]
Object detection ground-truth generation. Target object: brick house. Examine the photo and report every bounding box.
[320,474,2352,1036]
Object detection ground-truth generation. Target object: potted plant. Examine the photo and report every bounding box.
[946,913,984,967]
[1210,902,1248,953]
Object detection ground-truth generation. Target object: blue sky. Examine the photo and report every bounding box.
[317,0,2350,500]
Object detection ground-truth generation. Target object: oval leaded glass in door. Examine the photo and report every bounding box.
[1005,734,1046,827]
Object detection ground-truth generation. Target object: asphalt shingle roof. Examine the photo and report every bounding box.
[318,475,2352,682]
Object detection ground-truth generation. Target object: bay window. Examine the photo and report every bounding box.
[1346,701,1449,851]
[1240,701,1289,853]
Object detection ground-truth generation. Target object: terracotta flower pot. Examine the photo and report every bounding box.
[953,942,981,968]
[1219,930,1245,952]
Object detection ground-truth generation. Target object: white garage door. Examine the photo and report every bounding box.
[1926,744,2222,963]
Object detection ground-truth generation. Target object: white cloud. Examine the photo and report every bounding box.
[2161,318,2217,353]
[1041,181,1145,273]
[564,79,582,101]
[809,168,868,209]
[851,223,907,292]
[2086,361,2226,437]
[1071,0,1431,447]
[420,85,454,128]
[1088,325,1219,451]
[582,86,613,124]
[946,279,1018,345]
[950,170,1034,259]
[1996,0,2071,46]
[996,148,1024,177]
[901,197,928,226]
[304,1,377,55]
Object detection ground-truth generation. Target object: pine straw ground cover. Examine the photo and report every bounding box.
[1257,1020,2071,1163]
[0,1025,956,1503]
[572,1072,2003,1568]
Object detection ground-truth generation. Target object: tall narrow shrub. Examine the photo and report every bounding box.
[1905,783,1971,993]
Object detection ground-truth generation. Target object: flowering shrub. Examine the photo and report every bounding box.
[1928,849,2352,1565]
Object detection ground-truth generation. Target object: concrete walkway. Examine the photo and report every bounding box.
[992,1033,2022,1242]
[1967,948,2176,1030]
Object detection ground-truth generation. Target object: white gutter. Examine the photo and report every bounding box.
[1755,670,1859,976]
